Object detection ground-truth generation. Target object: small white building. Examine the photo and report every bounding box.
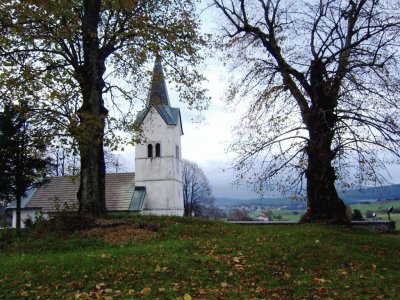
[6,57,185,227]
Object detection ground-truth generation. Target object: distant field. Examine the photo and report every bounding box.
[248,200,400,223]
[249,209,305,222]
[350,200,400,222]
[0,215,399,299]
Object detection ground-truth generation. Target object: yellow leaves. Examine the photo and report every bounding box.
[155,265,168,272]
[338,269,348,275]
[100,253,110,259]
[313,277,330,284]
[127,289,135,295]
[95,282,106,290]
[74,292,91,299]
[183,293,192,300]
[140,287,152,295]
[198,288,207,295]
[220,282,229,288]
[232,257,240,263]
[19,290,29,297]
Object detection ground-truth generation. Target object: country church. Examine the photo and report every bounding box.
[7,58,185,228]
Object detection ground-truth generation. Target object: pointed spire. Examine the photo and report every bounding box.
[147,55,171,107]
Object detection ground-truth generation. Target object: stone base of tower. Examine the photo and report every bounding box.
[135,179,184,217]
[141,208,184,216]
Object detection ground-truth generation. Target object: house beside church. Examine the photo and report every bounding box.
[6,57,185,228]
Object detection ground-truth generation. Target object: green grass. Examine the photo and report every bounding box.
[0,215,399,299]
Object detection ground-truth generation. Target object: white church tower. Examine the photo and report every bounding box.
[133,57,184,216]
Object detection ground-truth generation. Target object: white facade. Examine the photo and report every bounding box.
[135,107,184,216]
[12,209,48,228]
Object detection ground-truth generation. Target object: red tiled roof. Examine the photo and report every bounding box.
[25,173,135,213]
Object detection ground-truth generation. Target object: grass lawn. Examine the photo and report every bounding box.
[0,215,399,299]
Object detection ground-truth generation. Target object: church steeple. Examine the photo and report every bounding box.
[136,55,183,129]
[147,56,171,107]
[134,56,184,217]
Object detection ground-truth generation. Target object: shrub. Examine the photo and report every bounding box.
[365,210,374,218]
[227,209,252,221]
[33,212,96,237]
[352,209,364,221]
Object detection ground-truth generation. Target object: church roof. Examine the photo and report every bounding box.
[136,105,181,126]
[135,57,183,132]
[18,173,136,213]
[147,56,170,107]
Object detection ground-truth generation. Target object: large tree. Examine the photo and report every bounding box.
[0,102,51,229]
[213,0,400,223]
[0,0,207,215]
[182,159,215,217]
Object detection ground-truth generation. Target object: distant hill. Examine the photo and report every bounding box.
[214,197,304,208]
[215,184,400,208]
[339,184,400,203]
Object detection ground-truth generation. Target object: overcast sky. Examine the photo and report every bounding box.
[117,6,265,200]
[118,3,400,200]
[119,57,262,199]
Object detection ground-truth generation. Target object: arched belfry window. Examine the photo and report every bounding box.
[147,144,153,158]
[155,143,161,157]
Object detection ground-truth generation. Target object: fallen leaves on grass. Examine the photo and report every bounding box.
[79,224,157,244]
[140,287,152,294]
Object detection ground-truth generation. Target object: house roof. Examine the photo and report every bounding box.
[7,188,37,209]
[23,173,135,213]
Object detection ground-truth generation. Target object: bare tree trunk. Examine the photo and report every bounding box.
[301,126,349,224]
[76,0,107,216]
[16,194,21,229]
[300,61,350,224]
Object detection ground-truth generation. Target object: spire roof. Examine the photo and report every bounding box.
[135,56,183,134]
[147,56,171,107]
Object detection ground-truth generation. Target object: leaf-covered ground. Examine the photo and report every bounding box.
[0,215,399,299]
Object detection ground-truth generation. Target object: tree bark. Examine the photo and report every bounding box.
[300,123,349,224]
[76,0,107,216]
[16,194,21,229]
[300,59,350,224]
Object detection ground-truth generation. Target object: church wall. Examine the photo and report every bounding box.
[135,107,184,216]
[12,209,48,228]
[136,107,182,160]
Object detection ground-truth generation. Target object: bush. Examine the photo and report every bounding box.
[352,209,364,221]
[33,212,97,237]
[227,209,252,221]
[365,210,374,218]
